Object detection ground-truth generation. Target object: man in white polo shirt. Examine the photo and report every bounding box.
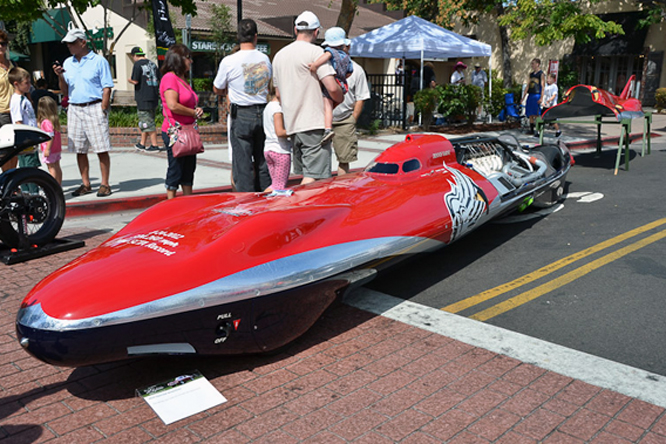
[272,11,343,184]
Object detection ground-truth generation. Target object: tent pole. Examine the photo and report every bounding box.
[419,50,424,126]
[402,56,407,130]
[488,47,492,123]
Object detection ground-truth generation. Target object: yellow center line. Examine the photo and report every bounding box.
[469,229,666,321]
[442,217,666,314]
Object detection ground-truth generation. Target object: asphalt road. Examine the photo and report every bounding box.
[367,141,666,376]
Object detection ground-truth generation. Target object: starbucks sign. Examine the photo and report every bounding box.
[191,40,270,55]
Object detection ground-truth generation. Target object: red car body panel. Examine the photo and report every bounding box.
[16,134,570,366]
[542,76,644,121]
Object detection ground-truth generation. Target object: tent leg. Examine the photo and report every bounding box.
[418,50,424,127]
[402,56,407,130]
[614,118,630,175]
[595,115,602,156]
[488,54,492,123]
[642,111,651,156]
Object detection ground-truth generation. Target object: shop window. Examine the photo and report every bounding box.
[578,55,643,95]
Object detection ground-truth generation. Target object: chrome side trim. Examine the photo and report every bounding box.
[127,343,196,355]
[17,236,443,332]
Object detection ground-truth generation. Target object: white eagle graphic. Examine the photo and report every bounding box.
[443,166,487,242]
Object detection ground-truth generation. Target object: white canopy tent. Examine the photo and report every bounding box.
[349,15,493,124]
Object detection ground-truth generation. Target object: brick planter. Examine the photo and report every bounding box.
[60,123,227,147]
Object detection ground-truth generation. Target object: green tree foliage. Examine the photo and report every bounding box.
[0,0,201,59]
[498,0,623,46]
[378,0,653,46]
[210,3,234,60]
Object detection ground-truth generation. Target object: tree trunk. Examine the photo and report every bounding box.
[336,0,358,34]
[495,5,513,88]
[499,24,513,88]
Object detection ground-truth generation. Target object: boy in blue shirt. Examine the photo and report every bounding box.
[9,67,41,168]
[309,27,353,144]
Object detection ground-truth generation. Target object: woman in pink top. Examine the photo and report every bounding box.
[159,44,204,199]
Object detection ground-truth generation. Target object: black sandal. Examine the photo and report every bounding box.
[72,184,92,197]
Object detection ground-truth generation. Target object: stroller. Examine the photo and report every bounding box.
[498,93,529,131]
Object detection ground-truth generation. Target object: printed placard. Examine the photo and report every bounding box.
[137,370,227,425]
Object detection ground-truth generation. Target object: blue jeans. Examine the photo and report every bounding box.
[230,104,270,192]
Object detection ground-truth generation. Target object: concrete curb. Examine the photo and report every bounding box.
[65,177,307,217]
[65,186,229,218]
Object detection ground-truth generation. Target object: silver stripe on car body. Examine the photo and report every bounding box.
[17,236,444,332]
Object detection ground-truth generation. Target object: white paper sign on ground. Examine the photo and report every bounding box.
[137,370,227,425]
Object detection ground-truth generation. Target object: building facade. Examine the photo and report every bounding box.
[457,0,665,105]
[20,0,664,106]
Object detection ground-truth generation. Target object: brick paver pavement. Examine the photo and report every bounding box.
[2,224,666,442]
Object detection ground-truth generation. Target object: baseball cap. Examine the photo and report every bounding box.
[295,11,320,30]
[474,63,481,68]
[322,27,350,47]
[61,27,87,43]
[131,47,145,56]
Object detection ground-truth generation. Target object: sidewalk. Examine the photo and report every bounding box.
[1,112,666,443]
[62,110,666,217]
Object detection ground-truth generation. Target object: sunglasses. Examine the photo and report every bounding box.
[0,42,8,47]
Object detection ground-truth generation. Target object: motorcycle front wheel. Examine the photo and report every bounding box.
[0,168,65,248]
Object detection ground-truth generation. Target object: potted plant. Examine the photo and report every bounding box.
[437,84,480,125]
[656,88,666,113]
[414,87,439,130]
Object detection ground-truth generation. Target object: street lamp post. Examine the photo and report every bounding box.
[185,14,192,85]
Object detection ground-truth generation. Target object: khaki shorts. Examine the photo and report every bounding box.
[332,114,358,164]
[138,109,157,132]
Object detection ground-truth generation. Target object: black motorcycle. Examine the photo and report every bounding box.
[0,124,65,249]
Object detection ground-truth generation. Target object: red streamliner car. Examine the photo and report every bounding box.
[542,75,644,121]
[17,133,572,366]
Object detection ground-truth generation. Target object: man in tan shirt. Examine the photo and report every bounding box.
[272,11,343,184]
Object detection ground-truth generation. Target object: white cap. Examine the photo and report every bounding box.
[322,27,350,47]
[61,28,87,43]
[295,11,320,30]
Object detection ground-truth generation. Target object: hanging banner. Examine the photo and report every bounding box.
[548,60,560,81]
[152,0,177,63]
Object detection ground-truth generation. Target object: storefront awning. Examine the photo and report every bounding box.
[571,12,649,56]
[9,50,30,62]
[30,8,71,44]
